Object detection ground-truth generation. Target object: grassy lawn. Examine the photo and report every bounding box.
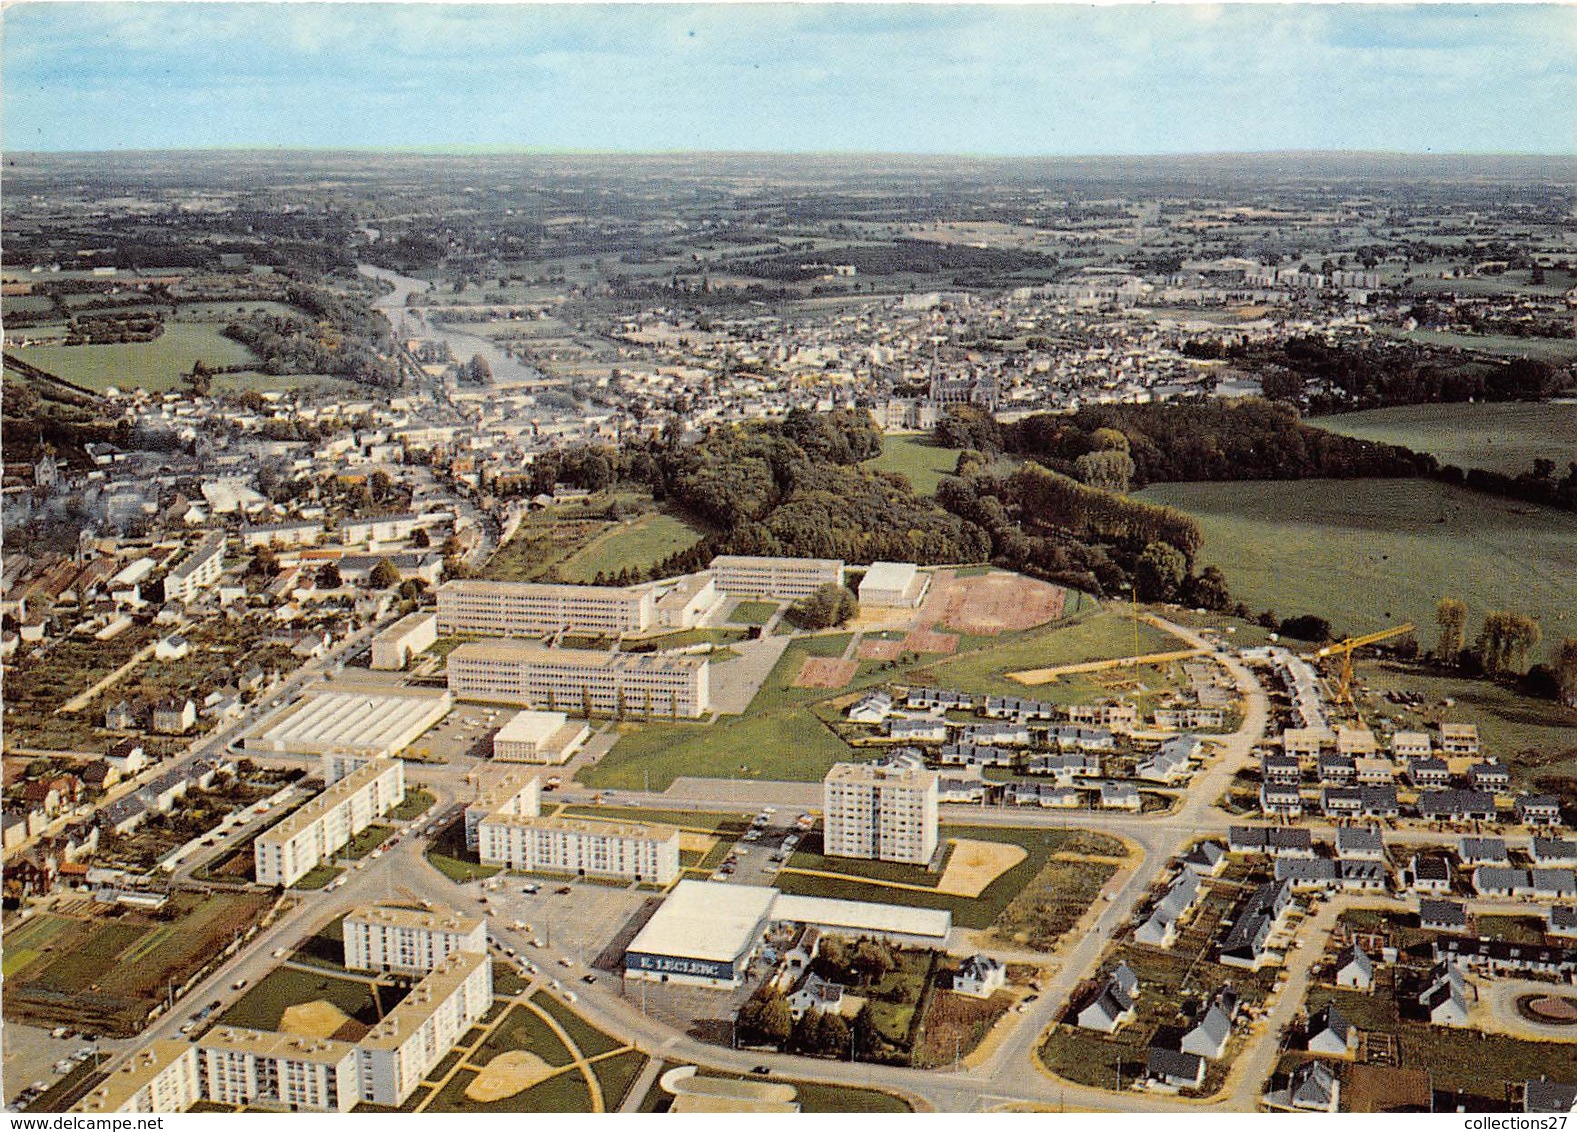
[581,711,858,792]
[792,1083,914,1113]
[1376,326,1577,363]
[590,1050,647,1111]
[492,962,529,998]
[427,1066,593,1113]
[912,609,1179,699]
[476,1002,573,1067]
[390,788,436,821]
[621,627,747,652]
[424,818,503,883]
[12,321,259,390]
[727,600,781,625]
[532,991,622,1058]
[777,825,1124,935]
[864,435,964,496]
[294,863,343,890]
[219,966,398,1031]
[785,833,945,888]
[341,823,395,860]
[1309,402,1577,477]
[1355,662,1577,788]
[558,508,707,582]
[1138,478,1577,665]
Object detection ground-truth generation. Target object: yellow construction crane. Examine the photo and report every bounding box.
[1314,622,1415,707]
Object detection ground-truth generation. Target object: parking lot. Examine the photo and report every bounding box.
[710,808,813,886]
[411,701,505,763]
[3,1022,128,1108]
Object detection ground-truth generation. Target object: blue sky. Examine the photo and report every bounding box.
[4,3,1574,154]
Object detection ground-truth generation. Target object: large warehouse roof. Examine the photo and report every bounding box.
[249,688,451,756]
[773,893,951,940]
[626,880,777,963]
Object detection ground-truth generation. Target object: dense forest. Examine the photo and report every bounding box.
[521,408,1216,602]
[936,399,1436,486]
[1190,335,1574,412]
[222,283,399,387]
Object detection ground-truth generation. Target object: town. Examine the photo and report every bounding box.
[4,27,1577,1118]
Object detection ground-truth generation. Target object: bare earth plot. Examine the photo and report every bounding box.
[937,839,1028,898]
[280,1000,351,1039]
[903,627,960,654]
[792,657,859,689]
[933,571,1067,634]
[857,638,906,661]
[466,1051,555,1102]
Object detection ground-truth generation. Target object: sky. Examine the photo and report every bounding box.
[3,3,1575,155]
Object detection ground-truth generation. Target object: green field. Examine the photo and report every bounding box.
[12,321,260,390]
[1309,402,1577,476]
[727,600,780,625]
[1378,326,1577,362]
[557,509,707,582]
[218,966,399,1032]
[1138,478,1577,664]
[864,435,965,496]
[775,824,1125,935]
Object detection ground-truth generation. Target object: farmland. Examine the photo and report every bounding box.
[1309,402,1577,476]
[1139,478,1577,664]
[1375,326,1577,363]
[2,891,275,1036]
[10,322,260,391]
[556,509,708,582]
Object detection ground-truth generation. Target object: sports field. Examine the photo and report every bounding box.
[863,435,965,496]
[1309,402,1577,476]
[1140,478,1577,664]
[1377,326,1577,363]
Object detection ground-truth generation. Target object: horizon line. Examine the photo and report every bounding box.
[8,145,1577,161]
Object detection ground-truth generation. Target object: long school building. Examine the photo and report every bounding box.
[446,639,709,718]
[254,758,405,887]
[476,813,681,885]
[436,578,656,637]
[708,555,844,600]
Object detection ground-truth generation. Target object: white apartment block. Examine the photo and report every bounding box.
[437,578,655,636]
[340,513,423,547]
[196,1029,359,1113]
[476,813,681,885]
[254,758,405,887]
[240,521,324,550]
[357,952,493,1108]
[823,761,940,865]
[73,1042,202,1115]
[370,610,438,670]
[708,554,845,600]
[162,532,226,603]
[447,639,709,718]
[464,765,542,851]
[343,904,488,975]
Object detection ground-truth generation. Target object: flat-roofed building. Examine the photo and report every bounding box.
[709,555,844,600]
[625,880,779,988]
[245,688,451,767]
[446,639,709,718]
[464,764,541,851]
[823,760,939,865]
[370,611,438,670]
[491,709,590,765]
[196,1027,359,1112]
[344,904,487,975]
[163,533,226,603]
[653,573,721,629]
[856,561,929,608]
[357,952,492,1108]
[436,578,655,637]
[476,813,680,884]
[254,759,405,887]
[241,520,324,550]
[72,1041,200,1114]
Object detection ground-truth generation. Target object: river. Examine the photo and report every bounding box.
[358,262,549,387]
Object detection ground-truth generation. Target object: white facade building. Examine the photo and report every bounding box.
[343,904,488,975]
[823,760,939,865]
[437,578,655,637]
[709,555,844,600]
[254,759,405,887]
[476,813,681,885]
[491,709,590,764]
[162,533,226,603]
[447,639,709,718]
[356,952,493,1108]
[370,611,438,670]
